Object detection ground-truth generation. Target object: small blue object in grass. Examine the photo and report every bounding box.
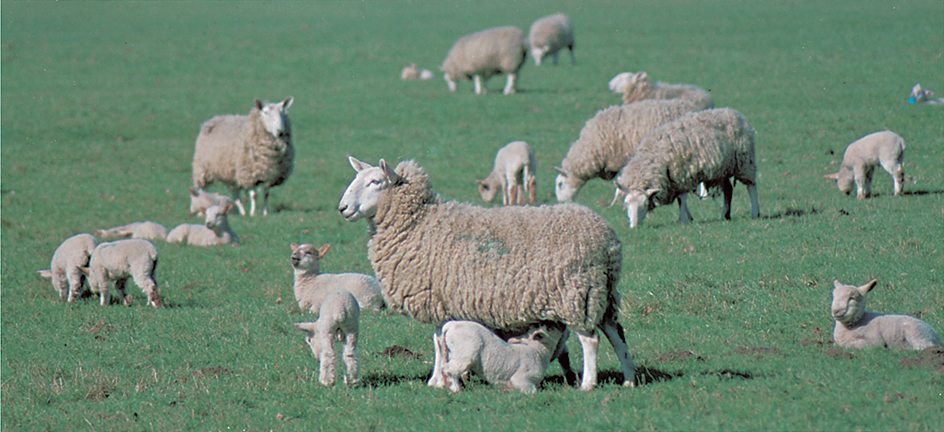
[909,97,916,104]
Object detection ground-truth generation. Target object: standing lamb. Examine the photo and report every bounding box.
[823,131,906,200]
[608,71,714,110]
[166,204,239,246]
[338,156,636,390]
[440,26,527,95]
[528,13,575,66]
[188,187,235,217]
[553,99,701,202]
[93,222,168,242]
[79,239,162,308]
[290,243,385,312]
[614,108,760,228]
[831,279,942,350]
[476,141,536,205]
[294,289,361,386]
[192,97,294,216]
[36,233,98,302]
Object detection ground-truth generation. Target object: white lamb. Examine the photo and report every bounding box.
[192,97,294,216]
[528,13,575,66]
[440,26,527,95]
[476,141,536,205]
[290,243,385,313]
[401,64,434,80]
[188,187,234,217]
[909,84,944,105]
[294,289,361,386]
[37,233,98,302]
[93,222,168,242]
[166,204,239,246]
[79,239,162,308]
[608,71,714,110]
[823,131,906,200]
[831,279,942,350]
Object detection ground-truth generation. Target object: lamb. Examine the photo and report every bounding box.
[909,83,944,105]
[79,239,162,308]
[401,64,434,80]
[614,108,760,228]
[290,243,385,312]
[188,187,234,217]
[293,289,361,386]
[476,141,536,205]
[166,204,239,246]
[36,233,98,302]
[831,279,942,350]
[440,26,527,95]
[338,156,636,390]
[553,99,701,202]
[608,71,714,110]
[191,97,294,216]
[427,321,565,393]
[528,14,575,66]
[93,222,168,242]
[823,131,906,200]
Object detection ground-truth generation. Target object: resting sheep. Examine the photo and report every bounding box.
[290,243,385,312]
[192,97,294,216]
[528,14,575,66]
[614,108,760,228]
[338,156,636,390]
[831,279,942,350]
[909,83,944,105]
[79,239,162,308]
[188,187,234,217]
[823,131,905,200]
[608,71,714,110]
[401,64,434,80]
[476,141,536,205]
[93,222,168,242]
[440,26,527,95]
[294,289,361,386]
[166,204,239,246]
[37,233,98,302]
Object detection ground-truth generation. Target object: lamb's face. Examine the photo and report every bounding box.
[259,97,293,139]
[623,191,650,228]
[290,243,320,273]
[607,72,632,94]
[554,172,582,202]
[835,167,855,195]
[477,181,498,203]
[294,322,323,357]
[531,46,550,66]
[831,280,871,326]
[339,157,397,222]
[204,204,229,230]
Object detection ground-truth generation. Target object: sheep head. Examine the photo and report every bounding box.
[294,322,323,358]
[339,156,399,222]
[290,243,330,274]
[204,204,231,230]
[831,279,877,327]
[553,166,584,202]
[823,167,855,196]
[622,187,659,228]
[257,97,294,139]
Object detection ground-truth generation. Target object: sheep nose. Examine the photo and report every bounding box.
[338,204,347,214]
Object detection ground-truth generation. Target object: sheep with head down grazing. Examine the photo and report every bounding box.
[440,26,526,95]
[476,141,536,205]
[37,233,98,302]
[528,13,575,66]
[294,289,361,387]
[823,131,905,200]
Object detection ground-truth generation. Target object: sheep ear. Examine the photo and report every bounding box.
[290,243,299,252]
[79,267,91,276]
[833,280,842,289]
[37,270,53,278]
[379,159,399,183]
[120,232,133,239]
[255,99,263,110]
[348,155,372,172]
[198,206,207,215]
[552,166,568,176]
[633,72,647,82]
[281,96,294,111]
[317,243,331,259]
[222,203,233,215]
[823,173,839,180]
[860,279,878,294]
[294,322,317,334]
[645,188,661,198]
[531,329,548,342]
[189,187,198,197]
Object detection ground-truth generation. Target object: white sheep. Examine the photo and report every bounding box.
[440,26,527,95]
[290,243,385,312]
[476,141,536,205]
[79,239,162,308]
[614,108,760,228]
[339,157,636,390]
[427,321,565,393]
[188,187,234,217]
[608,71,714,110]
[92,222,168,242]
[823,131,906,200]
[528,13,575,66]
[192,97,294,216]
[831,279,942,350]
[401,64,434,80]
[553,99,701,202]
[166,204,239,246]
[36,233,98,302]
[909,83,944,105]
[294,289,361,386]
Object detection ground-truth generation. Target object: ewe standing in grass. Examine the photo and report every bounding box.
[338,156,635,390]
[823,131,906,200]
[294,289,361,387]
[80,239,162,308]
[290,243,385,313]
[192,97,294,216]
[440,26,527,95]
[37,233,98,302]
[831,280,942,350]
[528,13,575,66]
[608,71,714,110]
[476,141,536,205]
[166,204,239,246]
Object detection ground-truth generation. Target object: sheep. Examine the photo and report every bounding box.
[823,131,906,200]
[476,141,536,205]
[401,64,434,80]
[293,289,361,386]
[608,71,715,110]
[831,279,942,350]
[188,187,234,217]
[427,321,566,393]
[338,156,636,390]
[553,99,701,202]
[528,13,575,66]
[614,108,760,228]
[440,26,527,95]
[79,239,162,308]
[909,83,944,105]
[191,97,294,216]
[166,204,239,246]
[36,233,98,302]
[290,243,385,313]
[92,222,168,242]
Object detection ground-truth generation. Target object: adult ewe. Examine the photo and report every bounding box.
[440,26,527,95]
[338,156,635,390]
[528,13,575,66]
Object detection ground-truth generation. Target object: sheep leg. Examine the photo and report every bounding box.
[720,179,734,220]
[231,186,247,215]
[318,333,337,386]
[428,332,445,387]
[568,46,576,65]
[474,75,484,95]
[524,166,536,204]
[249,189,258,217]
[66,268,85,302]
[52,271,69,302]
[115,278,133,307]
[507,175,518,206]
[97,283,109,306]
[576,330,599,390]
[881,162,905,196]
[261,188,271,216]
[854,165,871,199]
[550,334,578,387]
[342,331,359,386]
[502,74,517,95]
[677,195,693,224]
[600,320,637,387]
[747,183,760,218]
[132,269,160,309]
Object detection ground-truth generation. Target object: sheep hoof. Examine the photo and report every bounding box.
[123,295,133,307]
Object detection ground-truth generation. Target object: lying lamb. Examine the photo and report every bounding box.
[831,279,942,350]
[188,187,234,217]
[608,71,714,110]
[37,233,98,302]
[909,84,944,105]
[440,26,527,95]
[476,141,536,205]
[166,204,239,246]
[80,239,162,308]
[823,131,906,200]
[93,222,168,242]
[401,64,434,80]
[290,243,385,312]
[294,289,361,386]
[528,13,575,66]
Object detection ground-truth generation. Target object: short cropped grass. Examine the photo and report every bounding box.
[2,1,943,431]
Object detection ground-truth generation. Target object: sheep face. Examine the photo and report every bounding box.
[256,97,294,139]
[531,46,550,66]
[477,181,499,203]
[832,167,856,195]
[623,190,650,228]
[607,72,648,95]
[831,280,876,327]
[294,322,323,358]
[553,169,583,202]
[339,157,399,222]
[204,204,231,230]
[290,243,330,274]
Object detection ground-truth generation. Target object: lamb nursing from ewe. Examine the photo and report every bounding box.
[831,279,941,350]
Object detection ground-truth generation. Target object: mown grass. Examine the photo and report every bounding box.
[2,1,943,431]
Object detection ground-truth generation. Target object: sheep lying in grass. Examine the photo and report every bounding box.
[294,289,361,386]
[528,13,575,66]
[401,64,434,80]
[80,239,162,308]
[93,222,168,242]
[831,279,942,350]
[290,243,385,312]
[188,187,234,217]
[476,141,536,205]
[823,131,905,200]
[440,26,527,95]
[609,71,714,110]
[909,84,944,105]
[37,233,98,302]
[166,204,239,246]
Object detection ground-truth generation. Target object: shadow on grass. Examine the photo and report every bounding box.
[900,189,944,196]
[361,372,432,387]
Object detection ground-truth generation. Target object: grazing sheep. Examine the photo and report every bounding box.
[338,156,635,390]
[528,13,575,66]
[192,97,294,216]
[909,84,944,105]
[614,108,760,228]
[608,71,714,110]
[290,243,385,312]
[188,187,234,217]
[401,64,434,80]
[294,289,361,386]
[36,233,98,302]
[440,26,527,95]
[553,100,701,202]
[79,239,162,308]
[476,141,536,205]
[823,131,906,200]
[93,222,168,242]
[831,279,942,350]
[166,204,239,246]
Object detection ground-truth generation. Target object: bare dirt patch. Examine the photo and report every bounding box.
[899,346,944,374]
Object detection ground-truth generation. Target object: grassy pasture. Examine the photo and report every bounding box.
[2,1,942,430]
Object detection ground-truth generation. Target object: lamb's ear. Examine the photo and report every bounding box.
[79,267,91,276]
[645,188,661,198]
[317,243,331,259]
[281,96,294,111]
[823,173,839,180]
[255,99,263,110]
[120,232,133,239]
[379,159,399,183]
[221,203,233,215]
[859,279,878,294]
[37,270,53,278]
[348,155,372,172]
[290,243,299,252]
[189,187,198,197]
[294,322,317,334]
[633,71,647,83]
[552,166,568,176]
[833,280,842,289]
[198,206,207,215]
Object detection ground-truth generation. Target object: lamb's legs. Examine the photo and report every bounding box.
[576,330,600,390]
[66,268,85,302]
[473,75,484,95]
[677,194,693,224]
[568,46,576,65]
[720,179,734,220]
[600,320,636,387]
[116,278,132,307]
[503,74,517,95]
[342,332,359,386]
[318,335,337,386]
[231,187,247,215]
[428,333,445,387]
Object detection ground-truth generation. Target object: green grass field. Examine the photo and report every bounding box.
[2,1,943,430]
